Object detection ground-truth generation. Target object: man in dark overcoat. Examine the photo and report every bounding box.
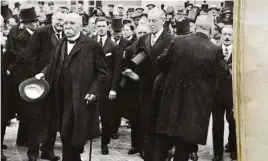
[93,17,122,155]
[123,7,173,160]
[35,13,107,161]
[23,8,68,161]
[117,24,150,158]
[152,15,228,161]
[212,25,237,161]
[109,18,131,139]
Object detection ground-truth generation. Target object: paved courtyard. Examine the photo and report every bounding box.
[2,117,234,161]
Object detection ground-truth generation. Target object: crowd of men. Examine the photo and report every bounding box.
[1,1,236,161]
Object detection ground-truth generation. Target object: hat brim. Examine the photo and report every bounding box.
[209,7,219,11]
[20,18,39,23]
[19,78,50,103]
[221,10,233,14]
[147,4,155,7]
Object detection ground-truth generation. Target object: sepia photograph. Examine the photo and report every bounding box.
[0,0,242,161]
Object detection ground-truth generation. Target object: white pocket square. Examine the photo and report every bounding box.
[105,52,112,56]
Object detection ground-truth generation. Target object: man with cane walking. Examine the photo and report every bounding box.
[35,13,107,161]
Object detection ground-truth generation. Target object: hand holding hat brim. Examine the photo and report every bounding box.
[122,69,139,81]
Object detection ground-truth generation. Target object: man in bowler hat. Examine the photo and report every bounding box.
[23,7,69,161]
[35,13,107,161]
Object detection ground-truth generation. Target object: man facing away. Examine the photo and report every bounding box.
[152,15,228,161]
[35,13,107,161]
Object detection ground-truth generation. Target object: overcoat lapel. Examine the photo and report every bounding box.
[152,32,165,54]
[102,38,112,53]
[145,35,152,54]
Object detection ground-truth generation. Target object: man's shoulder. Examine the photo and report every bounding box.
[35,25,52,34]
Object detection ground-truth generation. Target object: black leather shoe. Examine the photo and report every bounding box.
[41,153,61,161]
[140,150,145,159]
[1,144,7,149]
[101,145,109,155]
[1,152,7,161]
[28,156,37,161]
[212,156,223,161]
[190,152,198,161]
[111,133,119,139]
[128,147,140,154]
[230,152,237,160]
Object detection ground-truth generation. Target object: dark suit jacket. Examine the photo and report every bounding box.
[25,24,63,74]
[95,35,122,98]
[156,32,228,145]
[42,33,107,145]
[118,37,131,51]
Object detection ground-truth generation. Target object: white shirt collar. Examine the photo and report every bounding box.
[222,44,232,53]
[152,27,164,41]
[98,34,108,46]
[67,32,81,41]
[126,35,133,41]
[26,28,34,35]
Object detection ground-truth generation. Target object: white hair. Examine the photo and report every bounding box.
[65,13,83,26]
[195,15,214,31]
[148,7,165,19]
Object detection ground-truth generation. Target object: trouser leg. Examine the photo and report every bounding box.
[173,137,190,161]
[225,104,237,153]
[212,97,225,157]
[101,115,112,145]
[41,129,57,155]
[16,120,29,145]
[153,133,172,161]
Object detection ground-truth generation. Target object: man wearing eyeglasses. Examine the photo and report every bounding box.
[122,7,174,161]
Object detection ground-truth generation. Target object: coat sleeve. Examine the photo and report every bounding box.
[88,44,108,98]
[212,48,229,80]
[110,45,123,92]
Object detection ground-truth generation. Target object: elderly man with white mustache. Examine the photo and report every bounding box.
[35,13,107,161]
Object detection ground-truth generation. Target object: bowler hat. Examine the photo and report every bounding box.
[108,4,114,7]
[176,19,190,35]
[19,7,38,23]
[111,18,123,32]
[19,78,50,102]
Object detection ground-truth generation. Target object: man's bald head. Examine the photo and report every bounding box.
[195,15,214,37]
[135,25,150,38]
[64,13,83,38]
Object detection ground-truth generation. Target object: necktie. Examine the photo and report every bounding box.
[151,34,156,46]
[56,33,60,40]
[99,37,103,46]
[68,40,76,44]
[224,47,229,62]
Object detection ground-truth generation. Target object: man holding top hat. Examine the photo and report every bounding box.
[35,13,107,161]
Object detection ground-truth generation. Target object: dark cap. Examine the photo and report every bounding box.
[108,4,114,7]
[146,4,155,8]
[38,1,44,5]
[128,8,135,12]
[48,2,54,6]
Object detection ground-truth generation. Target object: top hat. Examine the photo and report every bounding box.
[187,10,198,22]
[1,4,12,22]
[201,4,209,12]
[19,7,38,23]
[48,2,54,6]
[146,4,155,8]
[176,19,190,35]
[19,78,50,102]
[111,18,123,32]
[38,1,45,5]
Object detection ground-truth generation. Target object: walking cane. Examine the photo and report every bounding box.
[88,100,99,161]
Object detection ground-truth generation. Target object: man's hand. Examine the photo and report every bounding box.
[108,90,116,100]
[35,73,45,80]
[85,94,96,104]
